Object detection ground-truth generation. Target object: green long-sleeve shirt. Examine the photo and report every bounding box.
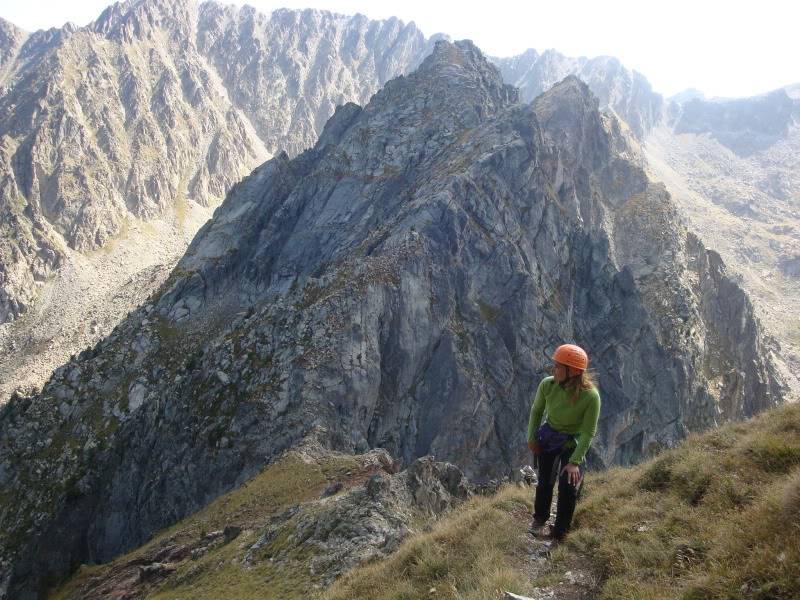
[527,376,601,465]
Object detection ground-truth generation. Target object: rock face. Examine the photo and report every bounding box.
[493,48,663,138]
[0,41,784,599]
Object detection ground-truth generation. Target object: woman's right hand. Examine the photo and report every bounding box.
[528,440,541,455]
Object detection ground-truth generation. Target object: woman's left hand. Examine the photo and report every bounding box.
[562,463,581,486]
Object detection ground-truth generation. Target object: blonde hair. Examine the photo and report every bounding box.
[553,364,597,404]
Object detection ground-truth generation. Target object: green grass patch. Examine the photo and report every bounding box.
[323,487,536,600]
[566,401,800,599]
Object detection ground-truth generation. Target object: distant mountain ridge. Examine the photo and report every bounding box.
[0,0,441,405]
[0,0,438,328]
[670,88,798,156]
[0,0,671,330]
[493,48,663,137]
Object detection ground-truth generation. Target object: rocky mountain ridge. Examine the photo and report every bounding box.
[442,51,800,391]
[0,0,266,326]
[0,40,784,599]
[0,0,671,334]
[2,0,717,418]
[3,3,797,399]
[493,48,663,138]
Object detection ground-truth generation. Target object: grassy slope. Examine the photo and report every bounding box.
[50,402,800,600]
[569,401,800,599]
[322,487,552,600]
[327,402,800,600]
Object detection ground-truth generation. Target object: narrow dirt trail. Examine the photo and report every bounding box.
[504,489,599,600]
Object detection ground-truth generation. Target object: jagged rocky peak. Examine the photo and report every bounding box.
[17,24,76,62]
[347,39,518,145]
[495,47,539,81]
[155,40,779,482]
[195,1,434,156]
[415,39,518,107]
[169,39,518,300]
[531,74,600,137]
[0,17,23,37]
[90,0,196,43]
[492,47,662,138]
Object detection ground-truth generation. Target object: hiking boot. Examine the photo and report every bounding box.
[527,518,549,536]
[533,523,566,543]
[544,525,566,544]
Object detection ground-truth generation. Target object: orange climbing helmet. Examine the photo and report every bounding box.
[552,344,588,372]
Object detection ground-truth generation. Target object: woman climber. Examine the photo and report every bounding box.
[527,343,601,542]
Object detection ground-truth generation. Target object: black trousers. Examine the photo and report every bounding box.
[533,447,583,538]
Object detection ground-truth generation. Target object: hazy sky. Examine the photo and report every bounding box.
[1,0,798,99]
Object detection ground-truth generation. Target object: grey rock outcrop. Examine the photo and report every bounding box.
[245,454,470,586]
[0,40,784,599]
